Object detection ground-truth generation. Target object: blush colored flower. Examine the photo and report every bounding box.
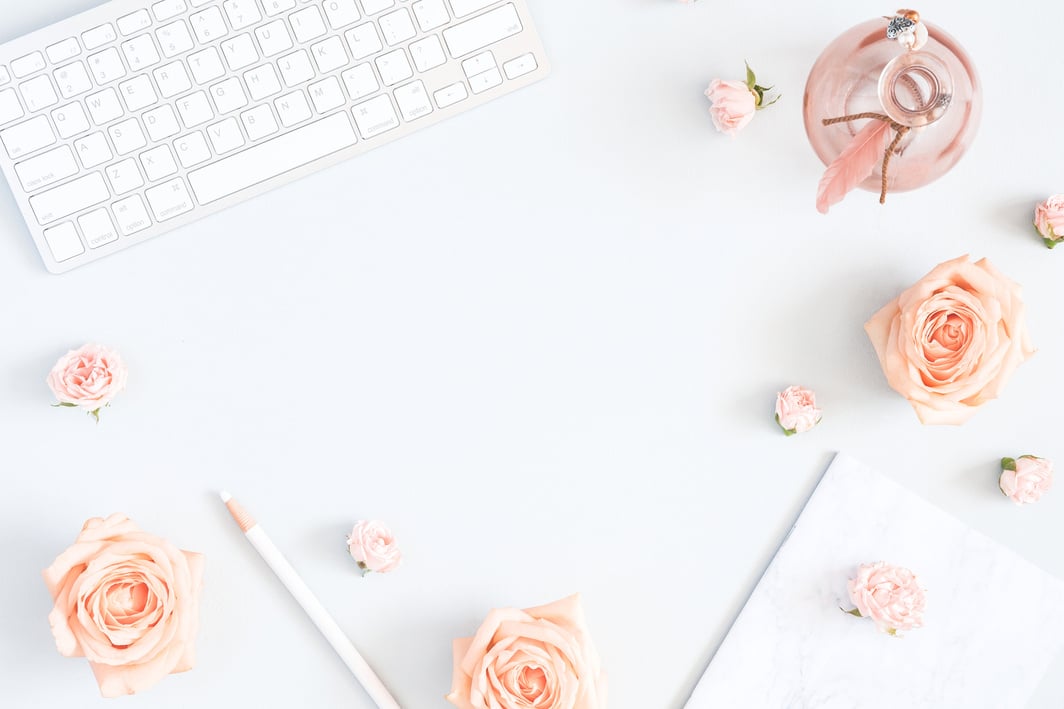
[1000,456,1053,505]
[865,255,1034,425]
[705,63,779,137]
[1035,195,1064,249]
[846,562,926,636]
[774,386,822,435]
[47,344,128,421]
[347,520,402,574]
[43,514,204,697]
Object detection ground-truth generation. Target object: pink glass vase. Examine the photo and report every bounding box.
[803,17,981,196]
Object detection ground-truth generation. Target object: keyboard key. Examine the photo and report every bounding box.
[46,38,83,64]
[109,118,147,155]
[379,8,416,46]
[144,104,181,140]
[274,90,312,126]
[256,21,294,57]
[323,0,360,29]
[1,115,56,159]
[188,47,226,84]
[262,0,296,16]
[443,4,521,58]
[174,131,212,167]
[73,133,113,168]
[448,0,497,18]
[12,52,46,79]
[190,7,229,43]
[222,34,260,70]
[503,52,537,79]
[43,222,85,261]
[52,103,91,138]
[244,64,282,100]
[209,77,248,113]
[461,50,495,77]
[53,62,93,99]
[0,89,23,125]
[410,36,446,72]
[188,112,357,203]
[206,116,245,153]
[345,25,382,63]
[310,36,348,74]
[122,34,161,71]
[14,145,78,191]
[351,94,398,138]
[118,75,158,111]
[361,0,395,14]
[79,208,120,248]
[223,0,263,30]
[177,91,214,127]
[308,76,345,112]
[106,158,145,193]
[290,6,328,43]
[118,9,153,36]
[433,81,467,108]
[152,0,188,21]
[112,194,152,234]
[88,48,127,85]
[393,80,432,121]
[146,177,194,220]
[468,66,501,93]
[157,21,195,58]
[375,49,412,86]
[29,172,109,224]
[141,144,180,181]
[240,104,278,140]
[278,50,314,87]
[153,61,192,97]
[82,24,118,51]
[341,63,378,99]
[0,66,10,85]
[19,76,59,112]
[412,0,450,31]
[86,88,124,124]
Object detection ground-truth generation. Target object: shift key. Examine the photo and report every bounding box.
[29,172,109,225]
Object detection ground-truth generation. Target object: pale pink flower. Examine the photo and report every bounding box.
[705,79,756,137]
[47,344,127,421]
[347,520,402,574]
[1035,195,1064,249]
[775,386,822,435]
[847,562,926,636]
[1000,456,1053,505]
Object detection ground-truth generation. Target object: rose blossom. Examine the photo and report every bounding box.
[1035,195,1064,248]
[47,344,128,420]
[347,520,402,574]
[865,255,1034,425]
[775,385,822,435]
[705,79,756,137]
[847,562,926,635]
[1000,456,1053,505]
[43,514,204,697]
[447,594,606,709]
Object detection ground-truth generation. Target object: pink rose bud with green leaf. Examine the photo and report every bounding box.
[1000,456,1053,505]
[775,385,822,436]
[1035,195,1064,249]
[845,562,926,636]
[704,63,779,137]
[47,344,128,422]
[347,520,402,575]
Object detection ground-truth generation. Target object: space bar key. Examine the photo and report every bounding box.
[187,113,358,205]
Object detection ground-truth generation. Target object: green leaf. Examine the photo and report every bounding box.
[887,628,898,637]
[51,402,78,408]
[775,414,797,436]
[1045,238,1059,250]
[1001,457,1017,471]
[745,61,756,90]
[89,408,101,424]
[841,608,863,617]
[759,93,782,110]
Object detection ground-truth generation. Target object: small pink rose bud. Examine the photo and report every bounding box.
[845,562,926,636]
[774,385,822,436]
[347,520,402,575]
[1035,195,1064,249]
[46,344,128,422]
[1000,456,1053,505]
[705,64,779,137]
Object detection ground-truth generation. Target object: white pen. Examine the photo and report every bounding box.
[220,491,401,709]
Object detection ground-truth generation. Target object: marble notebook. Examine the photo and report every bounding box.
[686,454,1064,709]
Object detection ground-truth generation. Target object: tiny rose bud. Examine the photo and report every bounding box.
[347,520,402,575]
[1035,195,1064,249]
[999,455,1053,505]
[847,562,926,636]
[774,385,822,436]
[47,344,128,422]
[705,79,756,137]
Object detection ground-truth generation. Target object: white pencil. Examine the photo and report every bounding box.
[220,491,401,709]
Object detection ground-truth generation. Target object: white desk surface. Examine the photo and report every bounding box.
[2,1,1062,707]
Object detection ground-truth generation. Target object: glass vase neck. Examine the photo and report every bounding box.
[877,50,953,127]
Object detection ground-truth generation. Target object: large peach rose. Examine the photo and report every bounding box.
[865,255,1035,425]
[447,594,606,709]
[43,514,204,697]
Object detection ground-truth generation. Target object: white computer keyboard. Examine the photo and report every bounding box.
[0,0,549,273]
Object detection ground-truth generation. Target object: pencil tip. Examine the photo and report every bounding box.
[220,490,232,503]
